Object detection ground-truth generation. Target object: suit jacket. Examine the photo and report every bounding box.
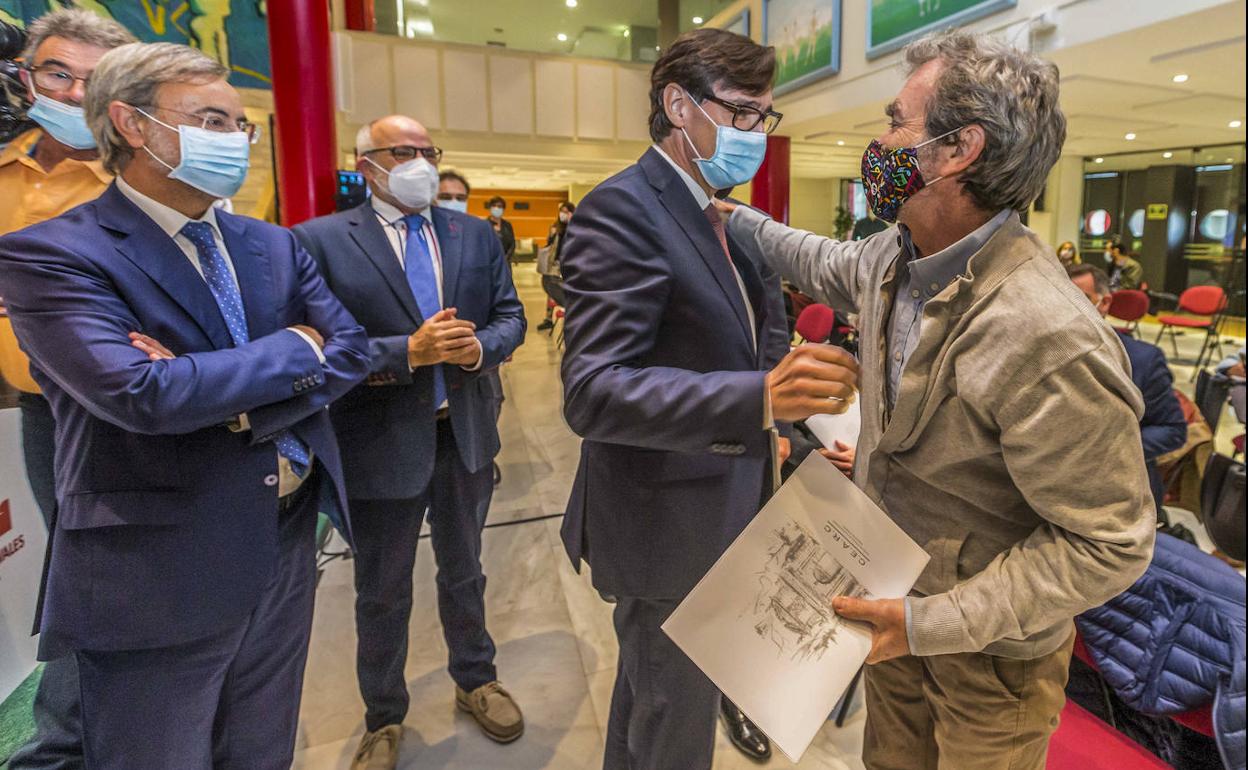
[0,183,370,658]
[293,204,526,500]
[559,147,790,600]
[1118,331,1187,508]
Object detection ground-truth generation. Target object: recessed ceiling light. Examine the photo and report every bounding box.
[566,0,577,6]
[1162,151,1173,159]
[1230,120,1243,128]
[556,32,567,41]
[1172,74,1188,83]
[1124,132,1136,140]
[836,140,845,146]
[1228,158,1235,163]
[692,16,704,24]
[1094,157,1104,163]
[655,45,661,51]
[623,28,630,37]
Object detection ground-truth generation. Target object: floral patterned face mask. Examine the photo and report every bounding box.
[860,126,962,223]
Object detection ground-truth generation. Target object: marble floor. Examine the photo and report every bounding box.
[292,269,867,770]
[291,268,1245,770]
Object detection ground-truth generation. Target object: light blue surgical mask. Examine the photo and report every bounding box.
[489,206,504,219]
[681,89,767,190]
[27,93,96,150]
[439,198,469,214]
[136,107,251,199]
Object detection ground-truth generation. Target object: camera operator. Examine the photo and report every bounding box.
[0,10,134,770]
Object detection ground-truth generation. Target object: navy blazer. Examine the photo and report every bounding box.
[293,204,525,500]
[1118,331,1187,507]
[0,184,370,658]
[559,148,791,600]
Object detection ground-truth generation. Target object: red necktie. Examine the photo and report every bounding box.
[703,203,733,264]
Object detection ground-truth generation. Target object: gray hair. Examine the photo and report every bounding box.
[83,42,228,175]
[22,8,136,62]
[905,31,1066,212]
[354,122,377,156]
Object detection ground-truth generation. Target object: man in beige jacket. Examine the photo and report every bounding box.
[721,31,1155,770]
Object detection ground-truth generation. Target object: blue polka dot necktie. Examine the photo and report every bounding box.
[402,214,446,407]
[180,221,311,476]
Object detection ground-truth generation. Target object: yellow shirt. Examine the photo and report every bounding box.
[0,129,112,393]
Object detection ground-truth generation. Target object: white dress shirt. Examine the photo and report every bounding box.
[369,197,483,411]
[115,176,317,496]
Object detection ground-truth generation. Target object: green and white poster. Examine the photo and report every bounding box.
[867,0,1015,59]
[765,0,841,96]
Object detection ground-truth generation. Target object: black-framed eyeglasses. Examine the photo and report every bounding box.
[25,64,89,93]
[144,105,262,144]
[702,94,783,134]
[363,145,444,164]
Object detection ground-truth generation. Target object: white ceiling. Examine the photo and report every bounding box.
[786,1,1247,180]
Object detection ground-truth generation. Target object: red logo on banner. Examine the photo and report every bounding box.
[0,499,11,538]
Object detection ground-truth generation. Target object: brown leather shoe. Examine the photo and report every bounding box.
[456,681,524,743]
[350,724,402,770]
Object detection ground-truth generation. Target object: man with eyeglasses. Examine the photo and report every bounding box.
[292,115,526,770]
[0,42,370,768]
[0,10,133,770]
[558,29,858,770]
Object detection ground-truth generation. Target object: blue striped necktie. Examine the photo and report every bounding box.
[402,214,446,407]
[180,221,311,476]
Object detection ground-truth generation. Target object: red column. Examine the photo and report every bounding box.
[344,0,376,32]
[750,135,791,225]
[267,0,338,226]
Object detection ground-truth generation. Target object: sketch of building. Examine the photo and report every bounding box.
[744,521,869,662]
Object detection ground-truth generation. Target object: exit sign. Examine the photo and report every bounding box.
[1146,204,1169,220]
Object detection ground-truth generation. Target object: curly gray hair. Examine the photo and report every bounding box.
[905,31,1066,212]
[21,8,136,62]
[83,42,228,175]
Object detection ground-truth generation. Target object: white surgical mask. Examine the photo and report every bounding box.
[439,198,469,214]
[558,211,570,223]
[366,156,439,210]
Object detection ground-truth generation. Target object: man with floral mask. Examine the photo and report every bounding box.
[0,42,370,768]
[293,114,526,770]
[722,31,1155,769]
[558,28,859,770]
[0,10,133,770]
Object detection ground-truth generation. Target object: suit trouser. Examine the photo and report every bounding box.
[862,632,1075,770]
[73,479,318,770]
[604,596,720,770]
[351,417,496,732]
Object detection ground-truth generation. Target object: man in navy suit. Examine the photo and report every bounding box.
[559,30,859,770]
[293,115,526,769]
[1069,264,1186,509]
[0,43,369,769]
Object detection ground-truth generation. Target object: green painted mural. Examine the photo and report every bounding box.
[0,0,271,89]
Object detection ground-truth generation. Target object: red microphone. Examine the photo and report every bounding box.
[795,303,835,344]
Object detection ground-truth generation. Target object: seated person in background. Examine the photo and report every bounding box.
[1069,264,1186,511]
[1215,346,1245,379]
[536,201,574,331]
[1056,240,1080,268]
[1107,238,1144,290]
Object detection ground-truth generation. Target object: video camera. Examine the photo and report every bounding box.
[1,20,34,145]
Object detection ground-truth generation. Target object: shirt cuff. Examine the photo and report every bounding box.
[903,597,916,655]
[287,327,326,365]
[906,592,968,657]
[460,338,484,371]
[763,384,775,429]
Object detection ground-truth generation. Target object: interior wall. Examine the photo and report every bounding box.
[790,178,839,237]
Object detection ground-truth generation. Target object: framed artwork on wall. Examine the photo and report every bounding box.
[764,0,842,96]
[866,0,1016,59]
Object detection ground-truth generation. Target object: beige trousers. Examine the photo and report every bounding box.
[862,633,1075,770]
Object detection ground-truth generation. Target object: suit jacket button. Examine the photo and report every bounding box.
[264,474,279,487]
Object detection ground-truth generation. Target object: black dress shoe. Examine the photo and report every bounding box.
[720,697,771,762]
[536,319,555,331]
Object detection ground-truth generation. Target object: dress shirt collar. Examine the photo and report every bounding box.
[899,208,1011,298]
[371,195,433,227]
[652,144,712,210]
[115,174,221,241]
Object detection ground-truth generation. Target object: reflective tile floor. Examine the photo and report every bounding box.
[292,269,867,770]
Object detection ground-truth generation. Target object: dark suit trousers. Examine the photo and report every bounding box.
[605,596,720,770]
[351,417,496,731]
[73,478,318,770]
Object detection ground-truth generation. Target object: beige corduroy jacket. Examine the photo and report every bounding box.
[730,206,1156,659]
